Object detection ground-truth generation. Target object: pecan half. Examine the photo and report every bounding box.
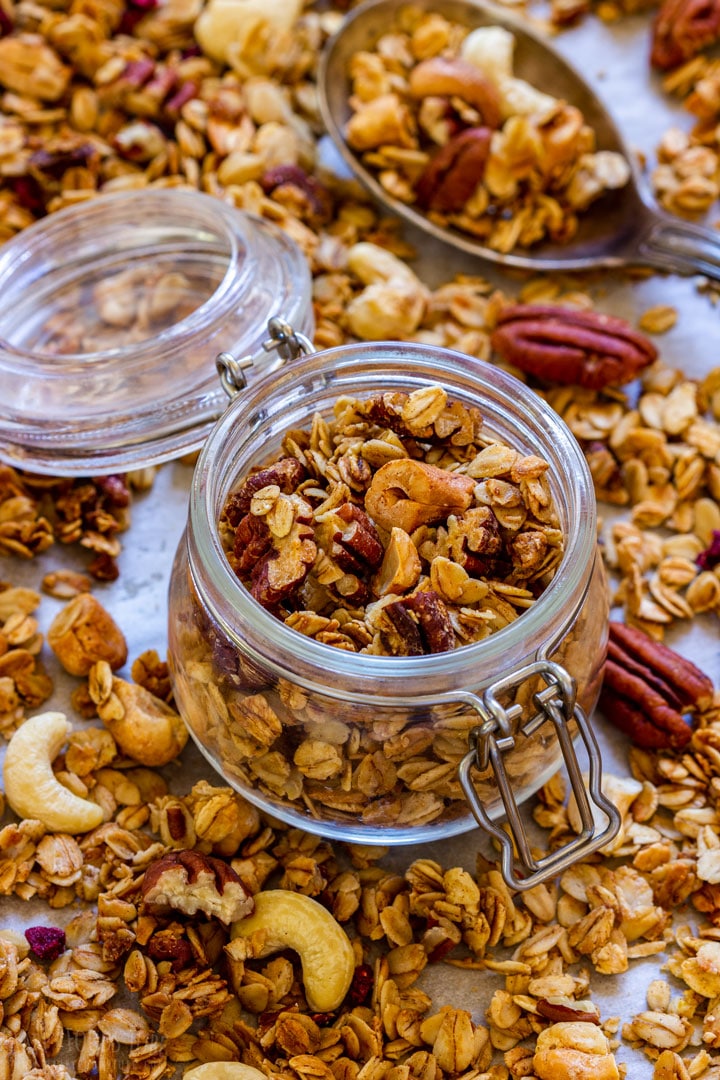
[251,510,317,610]
[536,999,601,1025]
[599,621,714,749]
[223,458,307,526]
[651,0,720,69]
[331,503,384,573]
[415,127,492,213]
[142,850,254,923]
[385,590,455,654]
[491,304,657,389]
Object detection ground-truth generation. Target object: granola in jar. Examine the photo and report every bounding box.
[167,346,606,838]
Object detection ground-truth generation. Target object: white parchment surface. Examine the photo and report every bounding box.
[1,10,719,1076]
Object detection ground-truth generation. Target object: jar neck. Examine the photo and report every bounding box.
[187,344,598,702]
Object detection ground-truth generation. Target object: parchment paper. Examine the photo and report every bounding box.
[1,10,719,1075]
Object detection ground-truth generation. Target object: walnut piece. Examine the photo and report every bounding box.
[142,850,254,923]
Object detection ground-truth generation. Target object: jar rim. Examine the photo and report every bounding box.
[189,341,598,699]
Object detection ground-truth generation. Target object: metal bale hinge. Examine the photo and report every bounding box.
[457,660,621,891]
[216,317,316,399]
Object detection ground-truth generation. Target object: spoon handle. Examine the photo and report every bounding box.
[636,213,720,281]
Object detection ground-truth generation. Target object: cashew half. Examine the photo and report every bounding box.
[460,26,558,120]
[185,1065,268,1080]
[3,711,104,833]
[231,890,355,1011]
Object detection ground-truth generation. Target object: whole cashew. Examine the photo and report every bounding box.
[3,711,104,833]
[195,0,303,66]
[185,1065,268,1080]
[231,889,355,1011]
[365,459,475,534]
[460,26,557,120]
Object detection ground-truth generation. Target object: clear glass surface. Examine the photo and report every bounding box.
[0,190,312,475]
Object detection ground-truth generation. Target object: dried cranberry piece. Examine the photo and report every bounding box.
[697,530,720,570]
[345,963,374,1007]
[25,925,66,961]
[94,474,131,509]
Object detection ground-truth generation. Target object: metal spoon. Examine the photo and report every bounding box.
[318,0,720,279]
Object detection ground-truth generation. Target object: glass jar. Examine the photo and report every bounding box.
[0,190,312,476]
[168,335,620,889]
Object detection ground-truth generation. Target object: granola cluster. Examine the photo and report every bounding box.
[342,12,631,254]
[220,384,564,655]
[0,463,153,581]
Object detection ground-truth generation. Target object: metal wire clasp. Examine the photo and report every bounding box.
[216,317,316,399]
[457,660,621,891]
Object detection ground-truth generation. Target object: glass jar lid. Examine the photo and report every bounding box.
[0,190,313,476]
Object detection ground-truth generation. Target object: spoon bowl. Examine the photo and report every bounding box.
[318,0,720,279]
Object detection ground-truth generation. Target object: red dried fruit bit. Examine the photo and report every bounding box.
[9,177,45,212]
[30,145,97,176]
[697,530,720,570]
[119,58,156,88]
[165,81,198,116]
[94,474,131,508]
[491,304,658,390]
[0,7,13,33]
[25,925,66,961]
[346,963,374,1006]
[651,0,720,69]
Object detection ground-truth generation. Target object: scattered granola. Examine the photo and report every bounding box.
[0,582,53,738]
[0,466,133,580]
